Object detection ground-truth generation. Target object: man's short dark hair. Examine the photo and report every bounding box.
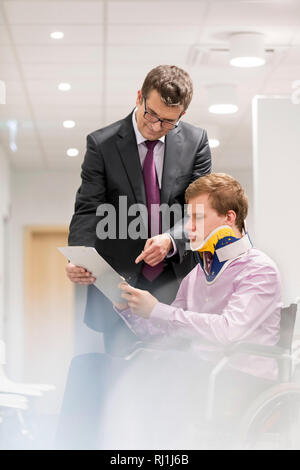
[141,65,193,111]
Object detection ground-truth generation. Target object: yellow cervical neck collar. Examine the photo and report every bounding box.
[196,226,236,256]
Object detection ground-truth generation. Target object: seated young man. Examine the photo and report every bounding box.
[56,174,282,450]
[116,173,282,349]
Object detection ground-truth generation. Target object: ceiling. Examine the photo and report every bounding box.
[0,0,300,171]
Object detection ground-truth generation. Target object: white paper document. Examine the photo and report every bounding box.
[58,246,125,303]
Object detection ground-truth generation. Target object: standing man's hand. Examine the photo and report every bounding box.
[66,262,96,285]
[135,234,172,267]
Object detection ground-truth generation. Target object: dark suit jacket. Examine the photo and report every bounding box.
[69,111,211,331]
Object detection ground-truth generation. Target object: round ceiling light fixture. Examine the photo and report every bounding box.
[207,84,238,114]
[229,32,265,68]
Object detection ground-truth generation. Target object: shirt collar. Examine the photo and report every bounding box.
[132,107,165,146]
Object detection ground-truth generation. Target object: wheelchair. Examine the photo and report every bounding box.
[54,302,300,450]
[205,303,300,450]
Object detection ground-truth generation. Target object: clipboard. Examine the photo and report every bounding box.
[58,246,126,303]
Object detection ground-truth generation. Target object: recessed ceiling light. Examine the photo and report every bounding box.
[58,82,71,91]
[63,120,75,128]
[50,31,64,40]
[67,148,79,157]
[229,33,265,68]
[209,139,220,148]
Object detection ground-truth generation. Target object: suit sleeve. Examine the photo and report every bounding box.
[191,129,212,180]
[168,129,212,263]
[68,134,107,247]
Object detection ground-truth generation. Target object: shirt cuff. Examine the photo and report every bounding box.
[150,302,174,321]
[113,306,136,332]
[165,234,177,258]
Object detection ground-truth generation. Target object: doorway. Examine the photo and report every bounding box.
[24,226,74,414]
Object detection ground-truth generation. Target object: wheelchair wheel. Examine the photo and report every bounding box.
[234,383,300,449]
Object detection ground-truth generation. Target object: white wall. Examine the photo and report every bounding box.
[213,164,254,236]
[252,96,300,329]
[6,169,81,379]
[0,145,10,341]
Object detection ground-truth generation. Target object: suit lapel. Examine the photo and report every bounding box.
[160,126,183,205]
[116,113,147,205]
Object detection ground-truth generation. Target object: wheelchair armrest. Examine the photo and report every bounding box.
[225,342,289,359]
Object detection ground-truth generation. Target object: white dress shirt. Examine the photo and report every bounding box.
[131,109,165,188]
[131,109,176,256]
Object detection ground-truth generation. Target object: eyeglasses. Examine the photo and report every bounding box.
[143,97,180,130]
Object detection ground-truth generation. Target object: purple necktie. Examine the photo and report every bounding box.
[142,140,164,282]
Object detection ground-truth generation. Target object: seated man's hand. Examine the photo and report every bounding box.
[113,301,128,311]
[119,283,158,318]
[66,262,96,284]
[135,234,172,267]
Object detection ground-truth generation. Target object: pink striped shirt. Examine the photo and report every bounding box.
[118,248,282,347]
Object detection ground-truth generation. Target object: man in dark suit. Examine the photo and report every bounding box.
[66,65,211,356]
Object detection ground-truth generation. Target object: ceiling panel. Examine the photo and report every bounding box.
[44,136,85,147]
[44,145,86,166]
[102,89,137,107]
[0,25,10,44]
[291,27,300,45]
[25,79,102,95]
[261,78,296,94]
[3,79,23,94]
[46,157,82,170]
[44,142,85,155]
[107,45,190,69]
[279,45,300,65]
[4,1,104,25]
[107,25,200,46]
[0,44,15,63]
[32,105,103,121]
[10,25,104,45]
[2,91,27,105]
[207,0,300,26]
[3,137,42,155]
[105,105,134,124]
[0,104,32,121]
[36,125,102,142]
[268,64,300,80]
[108,1,209,25]
[27,93,102,106]
[199,25,297,46]
[16,45,103,64]
[9,150,45,169]
[0,63,20,79]
[21,63,102,80]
